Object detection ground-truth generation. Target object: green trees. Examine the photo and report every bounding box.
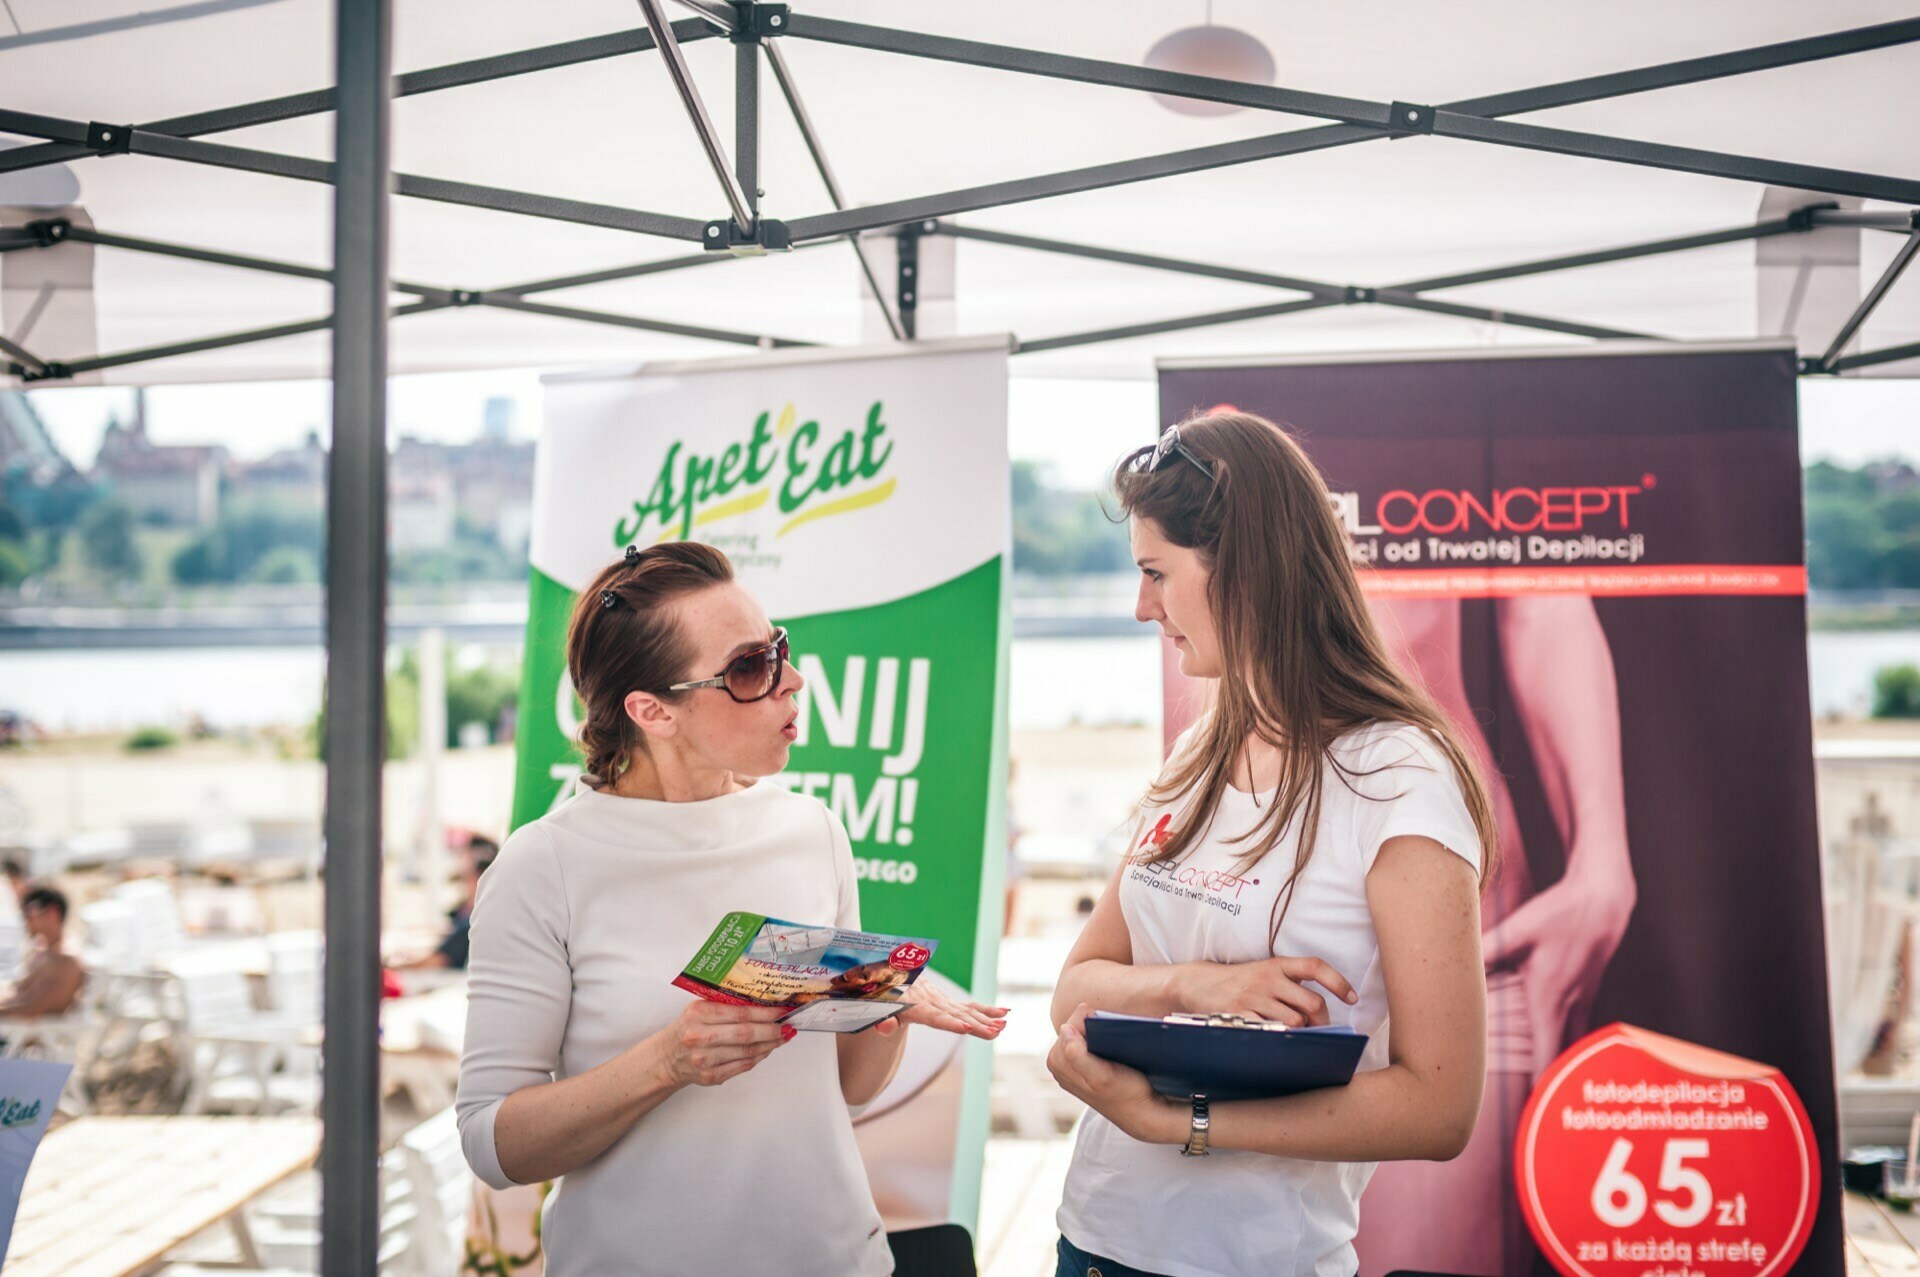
[1805,461,1920,590]
[0,497,29,587]
[1873,664,1920,719]
[172,499,323,585]
[1011,461,1132,576]
[79,499,144,581]
[447,661,518,746]
[309,646,518,760]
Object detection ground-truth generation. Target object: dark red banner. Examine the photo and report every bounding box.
[1158,346,1838,1277]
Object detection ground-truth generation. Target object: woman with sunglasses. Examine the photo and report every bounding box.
[1044,414,1498,1277]
[457,541,1005,1277]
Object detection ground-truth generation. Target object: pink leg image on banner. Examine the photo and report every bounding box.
[1352,594,1638,1277]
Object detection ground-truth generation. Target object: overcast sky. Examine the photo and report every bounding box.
[21,368,1916,493]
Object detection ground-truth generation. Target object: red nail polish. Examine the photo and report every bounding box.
[780,1025,797,1042]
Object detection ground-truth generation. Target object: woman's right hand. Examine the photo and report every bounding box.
[1175,956,1357,1026]
[654,1002,792,1087]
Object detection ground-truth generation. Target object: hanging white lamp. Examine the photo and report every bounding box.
[1142,2,1276,117]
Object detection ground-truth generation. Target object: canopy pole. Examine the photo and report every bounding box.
[1831,340,1920,373]
[1819,229,1920,371]
[635,0,755,234]
[321,0,390,1272]
[736,19,758,222]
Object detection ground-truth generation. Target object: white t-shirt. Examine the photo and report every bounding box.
[1057,720,1483,1277]
[456,780,892,1277]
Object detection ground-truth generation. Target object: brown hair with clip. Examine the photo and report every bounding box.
[565,541,734,785]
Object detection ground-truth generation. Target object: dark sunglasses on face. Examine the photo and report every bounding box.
[667,627,791,703]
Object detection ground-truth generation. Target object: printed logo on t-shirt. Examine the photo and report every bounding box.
[1138,813,1173,851]
[1127,813,1261,918]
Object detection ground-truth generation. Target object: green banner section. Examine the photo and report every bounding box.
[778,554,1005,990]
[510,555,1008,993]
[510,565,582,833]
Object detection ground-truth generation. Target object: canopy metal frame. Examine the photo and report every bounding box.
[2,6,1918,379]
[4,5,1920,1271]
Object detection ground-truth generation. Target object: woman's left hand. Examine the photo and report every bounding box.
[1047,1004,1183,1145]
[880,981,1008,1040]
[1484,867,1635,1076]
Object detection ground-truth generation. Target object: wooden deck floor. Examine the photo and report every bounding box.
[1850,1189,1920,1275]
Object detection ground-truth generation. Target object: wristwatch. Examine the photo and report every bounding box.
[1180,1093,1210,1157]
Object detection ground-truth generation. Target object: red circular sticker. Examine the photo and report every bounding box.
[1514,1024,1819,1277]
[887,943,930,973]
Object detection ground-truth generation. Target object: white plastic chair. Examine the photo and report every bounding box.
[80,969,179,1094]
[0,972,108,1115]
[239,1110,471,1277]
[264,930,322,1025]
[60,827,134,871]
[162,1152,416,1275]
[78,897,144,973]
[0,902,27,973]
[169,953,311,1115]
[253,1147,416,1274]
[400,1106,474,1277]
[113,877,191,967]
[246,818,323,877]
[178,883,267,936]
[128,821,196,861]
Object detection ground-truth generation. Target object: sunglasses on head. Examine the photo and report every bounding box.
[1132,423,1217,481]
[667,627,791,703]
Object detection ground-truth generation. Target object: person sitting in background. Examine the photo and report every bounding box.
[0,888,85,1018]
[395,835,497,971]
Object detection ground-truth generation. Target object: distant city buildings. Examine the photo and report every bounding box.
[1863,459,1919,496]
[482,395,515,443]
[92,401,227,527]
[389,466,457,553]
[1,388,535,553]
[242,431,327,509]
[1,388,536,591]
[390,431,534,556]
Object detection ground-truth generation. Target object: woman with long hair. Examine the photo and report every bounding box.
[457,541,1004,1277]
[1046,413,1498,1277]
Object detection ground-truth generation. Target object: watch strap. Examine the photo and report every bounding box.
[1180,1093,1211,1157]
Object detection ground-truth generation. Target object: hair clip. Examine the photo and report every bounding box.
[600,589,620,610]
[623,545,641,565]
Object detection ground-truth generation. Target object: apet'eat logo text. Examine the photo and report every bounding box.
[614,402,895,545]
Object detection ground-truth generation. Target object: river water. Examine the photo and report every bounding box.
[1,628,1912,735]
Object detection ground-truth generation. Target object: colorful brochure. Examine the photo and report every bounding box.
[672,911,937,1032]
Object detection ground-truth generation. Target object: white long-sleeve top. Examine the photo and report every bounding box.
[455,780,892,1277]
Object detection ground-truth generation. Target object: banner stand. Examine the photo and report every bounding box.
[514,334,1013,1242]
[1159,340,1838,1277]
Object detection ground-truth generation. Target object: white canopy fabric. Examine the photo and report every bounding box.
[1,0,1917,383]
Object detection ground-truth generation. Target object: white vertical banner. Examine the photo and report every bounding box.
[513,336,1012,1233]
[0,1058,71,1264]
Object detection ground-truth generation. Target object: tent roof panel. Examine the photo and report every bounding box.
[2,0,1914,382]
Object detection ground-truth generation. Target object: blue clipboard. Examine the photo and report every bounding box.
[1083,1011,1368,1102]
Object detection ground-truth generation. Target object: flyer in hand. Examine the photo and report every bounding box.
[671,911,938,1032]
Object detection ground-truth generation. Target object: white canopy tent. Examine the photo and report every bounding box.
[5,4,1918,1269]
[3,0,1918,384]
